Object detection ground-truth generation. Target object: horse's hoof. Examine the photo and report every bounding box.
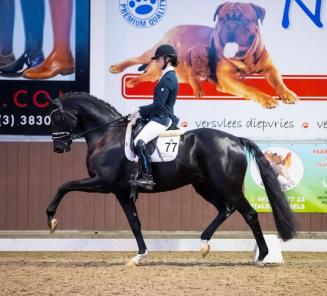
[200,244,210,258]
[126,259,138,267]
[49,218,58,234]
[254,260,265,267]
[127,250,149,266]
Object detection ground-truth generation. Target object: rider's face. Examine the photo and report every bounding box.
[154,56,165,69]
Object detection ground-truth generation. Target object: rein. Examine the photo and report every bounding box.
[72,115,129,139]
[51,99,129,143]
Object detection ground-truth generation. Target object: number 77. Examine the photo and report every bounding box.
[165,142,177,153]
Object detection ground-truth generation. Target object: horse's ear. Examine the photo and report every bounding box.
[46,97,59,107]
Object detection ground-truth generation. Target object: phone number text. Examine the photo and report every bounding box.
[0,114,51,127]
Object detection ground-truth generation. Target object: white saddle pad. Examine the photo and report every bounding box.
[125,121,183,162]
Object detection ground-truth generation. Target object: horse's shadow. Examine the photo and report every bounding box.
[1,259,280,268]
[141,261,253,267]
[0,260,250,268]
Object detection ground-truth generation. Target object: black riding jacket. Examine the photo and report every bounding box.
[139,68,179,126]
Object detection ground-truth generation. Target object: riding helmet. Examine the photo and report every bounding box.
[151,44,177,60]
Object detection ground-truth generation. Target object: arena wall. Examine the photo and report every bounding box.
[1,142,326,232]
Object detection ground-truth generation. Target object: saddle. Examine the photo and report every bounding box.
[130,118,182,155]
[125,118,184,163]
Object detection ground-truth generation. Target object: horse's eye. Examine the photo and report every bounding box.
[53,113,61,121]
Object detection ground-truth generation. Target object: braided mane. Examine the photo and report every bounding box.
[59,92,123,117]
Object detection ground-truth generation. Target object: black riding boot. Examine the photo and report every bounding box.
[135,140,155,190]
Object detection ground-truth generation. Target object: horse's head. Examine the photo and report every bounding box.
[49,98,79,153]
[48,92,126,153]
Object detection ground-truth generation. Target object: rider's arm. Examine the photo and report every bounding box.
[139,78,171,117]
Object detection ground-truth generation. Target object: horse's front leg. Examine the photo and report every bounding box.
[116,192,148,266]
[46,177,104,233]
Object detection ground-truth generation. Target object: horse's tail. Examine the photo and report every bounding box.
[239,137,296,241]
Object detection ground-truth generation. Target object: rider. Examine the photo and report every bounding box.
[131,44,179,190]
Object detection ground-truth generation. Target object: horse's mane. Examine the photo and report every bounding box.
[60,92,123,117]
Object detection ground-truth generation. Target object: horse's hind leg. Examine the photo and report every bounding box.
[116,191,148,266]
[226,191,268,265]
[200,203,235,258]
[46,177,104,233]
[200,202,235,242]
[193,184,235,257]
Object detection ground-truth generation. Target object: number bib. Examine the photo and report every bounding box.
[124,122,181,162]
[149,136,180,162]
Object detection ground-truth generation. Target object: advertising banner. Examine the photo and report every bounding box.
[245,143,327,212]
[0,0,90,135]
[105,0,327,140]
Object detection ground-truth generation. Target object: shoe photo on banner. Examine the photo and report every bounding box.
[23,0,75,80]
[0,0,45,77]
[0,53,15,67]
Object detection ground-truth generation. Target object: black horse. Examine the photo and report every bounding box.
[46,92,296,266]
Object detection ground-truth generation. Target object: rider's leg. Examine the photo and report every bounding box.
[134,120,169,145]
[133,120,168,189]
[135,139,152,179]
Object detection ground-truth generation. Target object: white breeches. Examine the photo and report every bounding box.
[134,120,171,146]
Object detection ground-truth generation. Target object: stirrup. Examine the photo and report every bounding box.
[133,177,155,190]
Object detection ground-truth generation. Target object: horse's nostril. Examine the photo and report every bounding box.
[54,147,63,153]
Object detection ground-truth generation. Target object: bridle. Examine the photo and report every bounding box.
[50,100,76,151]
[50,99,128,151]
